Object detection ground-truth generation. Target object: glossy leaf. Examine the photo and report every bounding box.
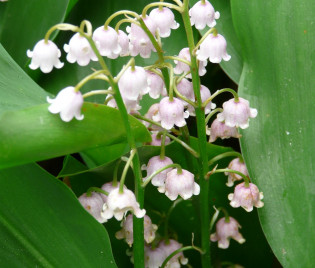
[0,103,151,169]
[0,163,117,267]
[231,0,315,266]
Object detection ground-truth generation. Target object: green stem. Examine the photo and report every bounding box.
[82,89,113,99]
[173,83,196,107]
[164,198,183,242]
[212,169,250,187]
[119,149,136,193]
[208,152,243,166]
[142,2,182,16]
[164,55,192,66]
[193,28,216,53]
[86,187,108,197]
[165,132,200,158]
[181,1,211,267]
[44,23,78,43]
[160,131,167,159]
[203,88,239,108]
[205,108,223,126]
[104,10,140,29]
[161,246,203,268]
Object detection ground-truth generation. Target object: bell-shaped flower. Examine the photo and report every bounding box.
[147,70,167,99]
[47,86,84,122]
[196,33,231,63]
[106,94,141,114]
[159,169,200,201]
[64,33,98,66]
[144,245,167,268]
[210,217,245,249]
[159,239,188,268]
[189,0,220,30]
[101,188,146,221]
[174,47,207,77]
[116,214,158,246]
[149,131,171,146]
[100,181,126,203]
[118,66,149,101]
[176,78,194,106]
[149,7,179,38]
[127,16,157,58]
[27,39,64,73]
[78,192,106,223]
[228,182,264,212]
[92,26,121,59]
[155,97,189,130]
[209,118,241,142]
[225,158,249,187]
[117,30,130,56]
[187,85,216,116]
[143,104,163,131]
[144,155,173,187]
[217,97,258,129]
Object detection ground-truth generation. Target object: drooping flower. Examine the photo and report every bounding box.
[127,16,157,58]
[197,33,231,63]
[209,118,241,142]
[144,155,173,187]
[47,86,84,122]
[187,85,216,116]
[225,158,249,187]
[27,39,64,73]
[92,26,121,58]
[154,97,189,130]
[149,7,179,38]
[78,192,106,223]
[64,33,98,66]
[118,66,149,101]
[150,132,171,146]
[189,0,220,30]
[146,70,167,99]
[159,239,188,268]
[101,188,146,221]
[174,47,207,77]
[143,104,163,131]
[106,94,142,114]
[115,214,158,246]
[144,245,167,268]
[210,216,245,249]
[100,181,126,203]
[217,97,258,129]
[228,182,264,212]
[176,78,194,106]
[159,168,200,201]
[117,30,130,56]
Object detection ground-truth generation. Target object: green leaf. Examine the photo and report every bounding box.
[0,103,151,169]
[0,0,70,68]
[231,0,315,266]
[0,163,117,267]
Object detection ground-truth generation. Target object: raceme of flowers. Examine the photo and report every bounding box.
[27,0,264,267]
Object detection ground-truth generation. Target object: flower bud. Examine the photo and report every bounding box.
[78,192,106,223]
[225,158,249,187]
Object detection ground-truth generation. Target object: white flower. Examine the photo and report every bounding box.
[100,181,126,202]
[147,70,167,99]
[189,0,220,30]
[208,118,241,142]
[144,245,167,268]
[159,239,188,268]
[155,97,189,130]
[118,30,130,56]
[187,85,216,116]
[64,33,98,66]
[118,66,149,101]
[92,26,121,59]
[144,155,173,187]
[106,94,142,114]
[127,16,157,58]
[217,97,258,129]
[225,158,249,187]
[78,192,106,223]
[228,182,264,212]
[115,214,158,246]
[27,39,64,73]
[143,104,163,131]
[47,86,84,122]
[210,217,245,249]
[174,47,207,77]
[196,33,231,63]
[149,7,179,38]
[101,188,146,221]
[159,169,200,201]
[150,132,171,146]
[176,78,194,106]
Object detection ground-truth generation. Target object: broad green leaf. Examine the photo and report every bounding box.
[231,0,315,266]
[0,44,47,115]
[0,103,151,169]
[0,163,117,267]
[0,0,70,68]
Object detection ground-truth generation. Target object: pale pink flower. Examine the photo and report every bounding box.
[189,0,220,30]
[144,245,167,268]
[210,217,245,249]
[117,30,130,56]
[217,97,258,129]
[209,118,241,142]
[116,214,158,246]
[197,33,231,63]
[159,169,200,201]
[47,86,84,122]
[146,70,167,99]
[143,104,163,131]
[106,94,141,113]
[228,182,264,212]
[27,39,64,73]
[101,188,146,221]
[150,132,171,146]
[78,192,106,223]
[225,158,249,187]
[144,156,173,187]
[100,181,126,203]
[176,78,194,106]
[64,33,98,66]
[159,239,188,268]
[149,7,179,38]
[187,85,216,116]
